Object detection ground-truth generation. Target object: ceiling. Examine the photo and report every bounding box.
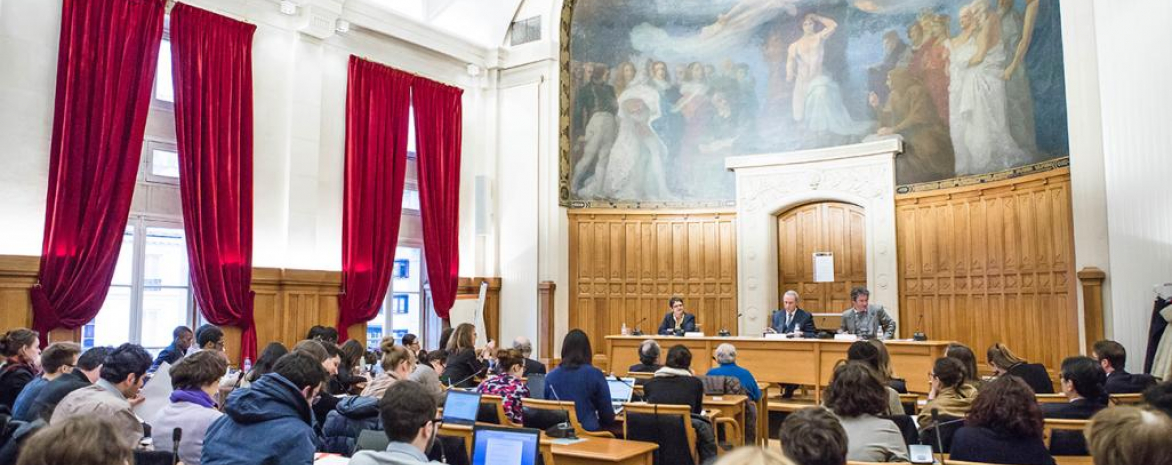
[366,0,527,49]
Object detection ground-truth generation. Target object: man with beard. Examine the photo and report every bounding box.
[349,381,444,465]
[870,68,954,184]
[868,30,911,105]
[571,64,618,195]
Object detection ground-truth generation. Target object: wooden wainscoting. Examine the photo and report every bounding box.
[246,268,358,364]
[569,210,737,362]
[777,202,867,313]
[896,168,1078,370]
[0,255,37,331]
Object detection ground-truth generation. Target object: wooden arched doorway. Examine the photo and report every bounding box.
[777,202,867,313]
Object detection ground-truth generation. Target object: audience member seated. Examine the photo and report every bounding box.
[363,344,416,399]
[1092,340,1157,394]
[50,343,150,449]
[0,328,41,411]
[441,323,493,388]
[712,446,795,465]
[149,326,193,374]
[322,345,413,454]
[476,349,530,424]
[349,381,444,465]
[243,342,288,389]
[1086,406,1172,465]
[513,336,547,376]
[14,416,132,465]
[628,339,663,375]
[543,329,617,434]
[306,325,340,345]
[1043,356,1108,419]
[868,339,908,394]
[28,346,110,421]
[294,339,341,430]
[202,351,328,465]
[778,406,847,465]
[946,342,984,389]
[706,343,762,401]
[949,376,1055,465]
[151,350,228,465]
[918,357,976,432]
[332,339,370,395]
[845,342,903,415]
[987,342,1054,393]
[401,333,422,357]
[643,344,717,463]
[1142,380,1172,417]
[409,349,448,405]
[437,328,455,355]
[191,325,225,355]
[823,361,908,462]
[11,342,79,421]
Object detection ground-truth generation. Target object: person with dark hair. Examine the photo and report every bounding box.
[437,327,455,354]
[1086,405,1172,465]
[917,357,976,432]
[949,376,1054,465]
[987,342,1054,393]
[331,339,370,395]
[322,345,418,454]
[1142,380,1172,418]
[657,296,697,335]
[845,341,902,415]
[15,416,133,465]
[1092,340,1156,394]
[202,351,329,465]
[0,328,41,410]
[779,406,848,465]
[29,346,110,421]
[349,381,444,465]
[401,334,421,356]
[441,323,493,388]
[629,339,662,374]
[839,287,896,339]
[408,348,447,406]
[152,350,229,465]
[51,343,151,448]
[512,336,546,376]
[1043,356,1108,419]
[245,342,289,387]
[945,342,982,388]
[193,324,226,354]
[306,325,340,345]
[643,345,717,463]
[823,362,908,462]
[477,349,530,424]
[149,325,194,373]
[11,342,79,421]
[544,329,616,433]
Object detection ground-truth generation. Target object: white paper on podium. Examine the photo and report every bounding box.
[814,253,835,283]
[133,361,173,422]
[764,333,789,340]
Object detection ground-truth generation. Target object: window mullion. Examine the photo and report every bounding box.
[129,217,147,344]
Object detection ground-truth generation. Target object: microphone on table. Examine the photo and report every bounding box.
[631,317,647,336]
[718,314,743,337]
[547,385,577,439]
[171,428,182,465]
[447,366,486,390]
[913,312,928,341]
[931,408,945,464]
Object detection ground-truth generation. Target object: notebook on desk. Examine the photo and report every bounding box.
[471,426,540,465]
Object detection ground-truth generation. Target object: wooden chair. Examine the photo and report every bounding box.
[898,393,921,415]
[756,382,772,446]
[1035,393,1070,404]
[623,403,698,465]
[479,394,521,428]
[627,371,655,380]
[1109,393,1145,405]
[1044,418,1091,455]
[539,441,557,465]
[520,398,615,438]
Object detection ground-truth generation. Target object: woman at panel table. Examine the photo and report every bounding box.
[657,296,697,335]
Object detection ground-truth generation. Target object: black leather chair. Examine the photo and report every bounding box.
[919,414,964,453]
[880,414,918,448]
[132,451,174,465]
[623,403,696,465]
[1009,363,1055,394]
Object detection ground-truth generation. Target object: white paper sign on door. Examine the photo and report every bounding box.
[814,252,835,283]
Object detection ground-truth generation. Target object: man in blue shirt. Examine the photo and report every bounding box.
[149,326,193,373]
[705,343,761,401]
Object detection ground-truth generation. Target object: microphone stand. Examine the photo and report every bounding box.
[631,317,647,336]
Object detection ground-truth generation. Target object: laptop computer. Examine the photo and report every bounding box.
[525,373,546,399]
[471,425,540,465]
[442,389,482,426]
[608,376,636,414]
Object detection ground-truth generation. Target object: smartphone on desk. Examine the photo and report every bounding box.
[908,444,935,464]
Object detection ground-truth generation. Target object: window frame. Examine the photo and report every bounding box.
[143,139,181,185]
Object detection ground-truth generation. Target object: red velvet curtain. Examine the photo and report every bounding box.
[336,57,411,340]
[31,0,164,343]
[412,78,464,320]
[170,4,258,361]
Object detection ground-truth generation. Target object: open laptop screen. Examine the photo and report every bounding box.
[442,389,482,425]
[607,377,635,413]
[471,426,540,465]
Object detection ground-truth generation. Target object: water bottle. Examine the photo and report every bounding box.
[242,357,252,373]
[621,322,629,336]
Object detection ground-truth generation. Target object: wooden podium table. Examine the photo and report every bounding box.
[606,335,951,395]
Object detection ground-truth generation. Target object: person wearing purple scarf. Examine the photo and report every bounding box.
[152,351,228,465]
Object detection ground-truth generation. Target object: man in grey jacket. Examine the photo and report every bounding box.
[839,287,897,339]
[350,381,444,465]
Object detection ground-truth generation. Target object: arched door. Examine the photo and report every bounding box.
[776,202,866,313]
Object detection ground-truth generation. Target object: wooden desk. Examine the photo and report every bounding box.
[704,395,748,447]
[544,437,658,465]
[606,335,951,395]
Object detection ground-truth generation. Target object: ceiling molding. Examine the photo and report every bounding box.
[341,0,504,68]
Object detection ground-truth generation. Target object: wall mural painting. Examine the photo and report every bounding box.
[560,0,1069,207]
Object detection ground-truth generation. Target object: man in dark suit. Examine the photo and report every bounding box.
[1093,340,1157,394]
[657,296,697,335]
[768,290,816,337]
[512,336,546,376]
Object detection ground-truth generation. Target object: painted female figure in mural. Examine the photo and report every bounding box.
[909,14,951,125]
[947,1,1028,176]
[612,61,639,98]
[594,83,675,201]
[788,14,872,140]
[674,62,714,196]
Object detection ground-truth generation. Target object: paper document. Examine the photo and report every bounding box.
[486,438,524,464]
[133,361,173,421]
[814,253,835,283]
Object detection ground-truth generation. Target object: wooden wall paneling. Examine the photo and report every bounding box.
[777,202,867,314]
[455,277,502,344]
[0,255,37,332]
[568,210,737,362]
[896,169,1078,371]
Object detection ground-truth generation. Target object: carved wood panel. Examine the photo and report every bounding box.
[569,210,737,356]
[777,202,867,313]
[896,168,1078,370]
